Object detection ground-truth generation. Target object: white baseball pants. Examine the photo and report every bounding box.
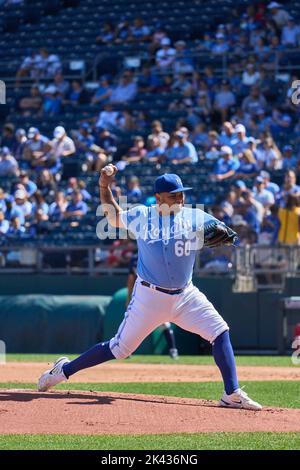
[109,276,229,359]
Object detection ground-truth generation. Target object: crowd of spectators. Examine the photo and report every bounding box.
[1,1,300,253]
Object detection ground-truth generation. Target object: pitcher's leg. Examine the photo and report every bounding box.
[63,341,115,378]
[212,330,239,395]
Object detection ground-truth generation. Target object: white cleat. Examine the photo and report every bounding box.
[219,387,262,411]
[38,356,70,392]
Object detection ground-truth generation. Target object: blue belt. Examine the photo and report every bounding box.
[141,280,184,295]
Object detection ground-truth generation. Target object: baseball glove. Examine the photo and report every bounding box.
[204,221,238,248]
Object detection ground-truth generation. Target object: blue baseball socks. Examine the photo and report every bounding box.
[212,330,239,395]
[62,341,115,379]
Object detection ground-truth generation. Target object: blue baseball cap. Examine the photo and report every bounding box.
[154,174,192,194]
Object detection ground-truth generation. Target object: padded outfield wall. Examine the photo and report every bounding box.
[0,275,299,353]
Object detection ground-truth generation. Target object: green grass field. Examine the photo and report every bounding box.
[1,355,299,450]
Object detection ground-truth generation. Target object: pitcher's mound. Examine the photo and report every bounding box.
[0,389,299,434]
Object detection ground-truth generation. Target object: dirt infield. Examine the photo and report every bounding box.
[0,389,299,434]
[1,362,299,383]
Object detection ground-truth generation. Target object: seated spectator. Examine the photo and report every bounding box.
[0,147,19,176]
[235,149,259,178]
[267,2,291,30]
[231,124,250,154]
[128,17,151,42]
[242,64,261,89]
[171,73,192,96]
[0,123,17,151]
[148,120,169,149]
[96,22,115,44]
[14,129,28,166]
[4,198,26,225]
[212,146,240,181]
[145,136,165,162]
[96,104,120,130]
[0,210,9,234]
[119,108,136,132]
[192,123,209,149]
[194,93,212,126]
[220,190,237,218]
[91,76,113,106]
[15,49,38,87]
[46,53,62,78]
[23,127,52,170]
[166,131,194,165]
[18,170,37,197]
[256,136,282,170]
[270,107,293,137]
[137,65,160,93]
[42,85,62,115]
[114,19,130,44]
[173,40,194,74]
[281,17,300,47]
[281,145,298,171]
[18,85,42,116]
[49,126,76,161]
[51,72,70,98]
[31,190,49,218]
[219,121,236,147]
[211,33,229,55]
[28,208,50,236]
[6,217,26,236]
[63,80,90,109]
[65,191,88,219]
[252,176,275,210]
[49,191,68,222]
[74,122,95,153]
[214,80,236,122]
[177,127,198,163]
[122,136,146,163]
[37,169,57,200]
[278,194,300,244]
[242,87,267,117]
[278,170,300,206]
[260,170,280,196]
[110,71,137,104]
[259,204,280,244]
[155,37,176,70]
[14,189,32,221]
[66,177,91,202]
[127,176,143,203]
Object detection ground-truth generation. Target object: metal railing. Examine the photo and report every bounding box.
[0,243,299,283]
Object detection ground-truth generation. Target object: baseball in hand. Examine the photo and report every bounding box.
[103,164,114,176]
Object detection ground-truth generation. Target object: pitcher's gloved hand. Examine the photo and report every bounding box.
[204,221,238,248]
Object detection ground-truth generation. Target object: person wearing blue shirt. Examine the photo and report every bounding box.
[18,171,37,197]
[230,124,250,155]
[213,146,240,181]
[260,171,280,196]
[38,170,262,412]
[65,191,88,218]
[281,145,299,171]
[166,131,196,164]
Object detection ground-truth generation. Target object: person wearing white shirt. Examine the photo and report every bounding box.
[242,64,261,87]
[156,37,176,69]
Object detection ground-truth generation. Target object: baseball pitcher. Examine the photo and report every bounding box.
[38,166,262,410]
